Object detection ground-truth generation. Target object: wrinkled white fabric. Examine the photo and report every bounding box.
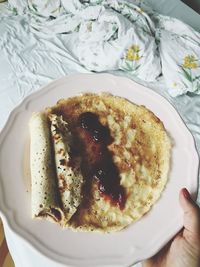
[158,15,200,96]
[5,0,200,95]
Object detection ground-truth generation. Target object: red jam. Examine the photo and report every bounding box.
[77,112,126,209]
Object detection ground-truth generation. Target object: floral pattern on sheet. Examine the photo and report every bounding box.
[158,14,200,97]
[179,55,200,93]
[120,44,142,74]
[179,55,200,92]
[6,0,200,97]
[182,55,198,69]
[126,45,142,61]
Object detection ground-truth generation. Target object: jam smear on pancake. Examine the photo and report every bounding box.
[77,112,126,209]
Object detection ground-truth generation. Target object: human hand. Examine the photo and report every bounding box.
[142,188,200,267]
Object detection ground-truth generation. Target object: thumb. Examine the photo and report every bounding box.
[179,188,200,240]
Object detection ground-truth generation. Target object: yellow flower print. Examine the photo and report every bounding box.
[172,82,177,88]
[138,8,144,14]
[126,45,141,61]
[182,55,198,69]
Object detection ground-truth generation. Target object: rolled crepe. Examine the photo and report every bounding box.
[29,112,64,224]
[49,114,83,222]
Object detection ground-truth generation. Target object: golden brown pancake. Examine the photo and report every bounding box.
[45,93,171,232]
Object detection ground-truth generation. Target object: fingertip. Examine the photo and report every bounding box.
[181,188,191,200]
[180,188,189,203]
[179,188,192,210]
[179,188,200,234]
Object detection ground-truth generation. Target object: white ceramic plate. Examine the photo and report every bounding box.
[0,74,199,267]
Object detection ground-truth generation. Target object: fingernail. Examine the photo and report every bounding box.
[182,188,190,199]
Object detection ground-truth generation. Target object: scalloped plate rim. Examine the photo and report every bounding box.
[0,73,199,266]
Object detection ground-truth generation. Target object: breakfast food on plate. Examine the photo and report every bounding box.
[29,93,171,232]
[49,114,84,222]
[30,112,64,223]
[30,112,84,225]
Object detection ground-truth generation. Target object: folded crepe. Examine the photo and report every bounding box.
[29,112,83,226]
[29,93,171,232]
[49,114,83,222]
